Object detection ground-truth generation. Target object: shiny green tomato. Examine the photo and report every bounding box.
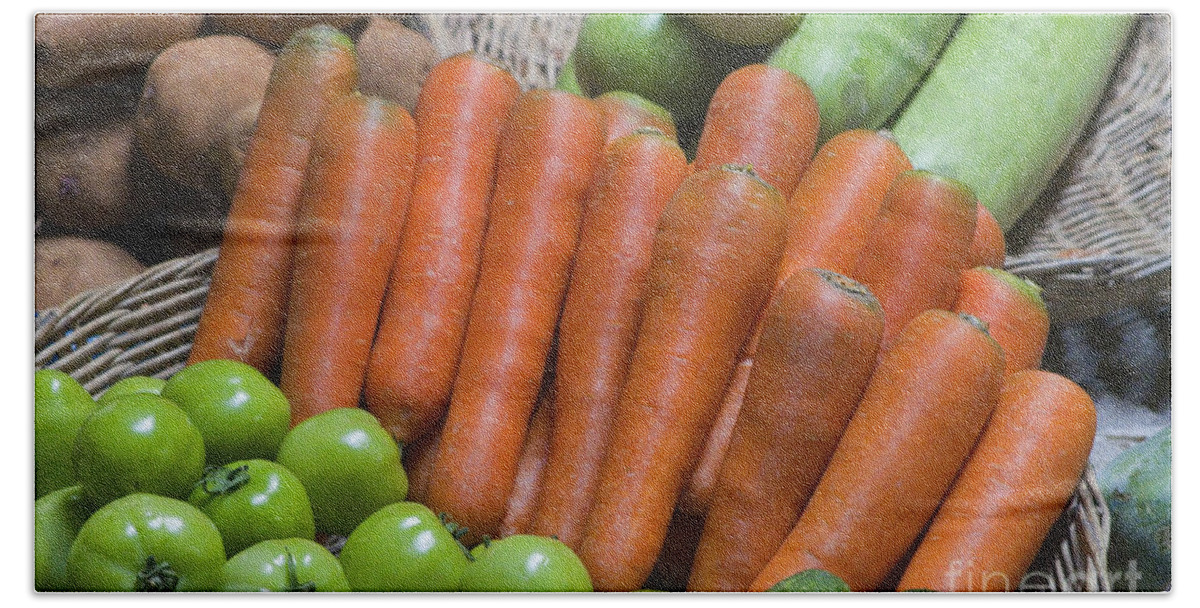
[188,459,316,557]
[35,369,97,498]
[221,538,349,592]
[161,359,291,464]
[338,502,468,591]
[460,534,593,592]
[71,393,206,507]
[97,375,167,405]
[35,485,92,591]
[66,493,225,591]
[275,408,408,536]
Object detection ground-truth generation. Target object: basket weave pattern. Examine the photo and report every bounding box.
[34,12,1162,592]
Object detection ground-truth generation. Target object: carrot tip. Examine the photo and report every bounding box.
[718,163,776,193]
[284,24,355,54]
[631,126,668,138]
[812,268,881,312]
[957,311,991,335]
[975,266,1047,311]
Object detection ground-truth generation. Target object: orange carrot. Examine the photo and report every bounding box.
[750,310,1005,592]
[575,165,787,591]
[851,170,979,351]
[530,129,690,547]
[898,370,1096,592]
[688,269,885,591]
[954,267,1049,375]
[424,89,605,541]
[364,53,521,443]
[279,95,417,425]
[676,357,752,518]
[693,130,911,497]
[594,91,678,145]
[967,203,1006,269]
[189,26,356,372]
[692,64,819,200]
[499,392,555,538]
[778,129,912,280]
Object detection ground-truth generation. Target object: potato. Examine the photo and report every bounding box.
[35,13,203,88]
[133,35,273,197]
[682,13,804,47]
[35,120,134,232]
[35,237,145,311]
[204,13,363,46]
[356,17,438,112]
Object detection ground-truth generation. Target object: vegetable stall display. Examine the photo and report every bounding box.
[33,13,1168,593]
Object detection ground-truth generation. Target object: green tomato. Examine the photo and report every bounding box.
[161,359,291,464]
[275,408,408,536]
[72,393,206,507]
[34,369,97,498]
[188,459,316,557]
[572,13,725,125]
[221,538,348,592]
[338,502,469,591]
[66,493,225,591]
[35,485,92,591]
[682,13,804,46]
[460,534,593,592]
[97,375,167,405]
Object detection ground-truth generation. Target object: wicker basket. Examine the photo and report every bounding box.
[35,12,1168,592]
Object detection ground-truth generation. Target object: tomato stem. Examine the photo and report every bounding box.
[195,464,251,496]
[135,555,179,592]
[283,549,317,592]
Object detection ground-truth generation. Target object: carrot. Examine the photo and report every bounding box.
[694,129,910,488]
[189,26,356,372]
[594,91,678,145]
[687,269,884,591]
[529,129,690,547]
[575,164,787,591]
[363,53,521,443]
[692,64,819,200]
[278,95,417,425]
[967,203,1006,269]
[676,357,752,518]
[424,89,605,541]
[850,170,978,351]
[897,370,1096,591]
[953,267,1049,375]
[499,391,555,538]
[750,310,1005,592]
[778,129,912,280]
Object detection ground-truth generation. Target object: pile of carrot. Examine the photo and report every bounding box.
[190,26,1096,592]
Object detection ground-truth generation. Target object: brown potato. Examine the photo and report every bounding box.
[35,237,145,311]
[204,13,364,46]
[35,120,134,232]
[35,13,203,88]
[356,17,438,112]
[133,34,273,197]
